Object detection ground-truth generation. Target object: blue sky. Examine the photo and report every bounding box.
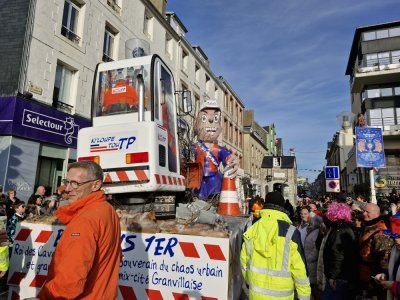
[167,1,400,182]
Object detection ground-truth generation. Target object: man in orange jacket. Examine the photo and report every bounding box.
[34,161,121,299]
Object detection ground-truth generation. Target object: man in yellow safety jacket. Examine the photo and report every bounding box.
[240,191,311,300]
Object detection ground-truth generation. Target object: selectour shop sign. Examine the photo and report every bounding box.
[8,223,230,299]
[0,96,91,148]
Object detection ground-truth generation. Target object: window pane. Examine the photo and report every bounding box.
[382,108,394,118]
[366,89,380,98]
[366,53,378,66]
[53,65,63,101]
[395,87,400,96]
[369,109,382,118]
[376,29,389,39]
[62,1,70,27]
[60,68,73,104]
[381,88,393,97]
[363,31,376,41]
[389,27,400,37]
[70,7,78,32]
[392,51,400,64]
[378,52,390,65]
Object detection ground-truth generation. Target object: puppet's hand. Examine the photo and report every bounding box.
[224,155,239,178]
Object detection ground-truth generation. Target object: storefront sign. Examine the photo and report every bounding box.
[0,96,91,148]
[374,175,400,189]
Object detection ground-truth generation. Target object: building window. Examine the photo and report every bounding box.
[53,62,76,112]
[103,25,116,62]
[362,26,400,41]
[273,157,281,167]
[195,64,200,83]
[194,94,200,115]
[205,74,210,91]
[61,0,82,43]
[182,49,189,73]
[107,0,121,14]
[143,10,153,39]
[165,33,173,59]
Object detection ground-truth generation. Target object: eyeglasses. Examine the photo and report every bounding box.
[61,179,98,189]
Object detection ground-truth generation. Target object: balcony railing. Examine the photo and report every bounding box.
[61,26,81,44]
[102,53,114,62]
[53,100,73,114]
[358,55,400,69]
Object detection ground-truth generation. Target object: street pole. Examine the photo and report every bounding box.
[370,168,377,204]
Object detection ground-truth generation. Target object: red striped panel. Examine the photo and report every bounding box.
[116,171,130,182]
[179,242,200,258]
[135,170,148,181]
[30,274,47,287]
[168,176,173,185]
[173,177,177,185]
[8,272,26,285]
[178,178,182,185]
[201,297,218,300]
[155,174,161,184]
[173,292,190,300]
[35,230,53,243]
[15,228,32,241]
[104,173,112,183]
[162,176,167,184]
[182,178,186,185]
[119,285,137,300]
[204,244,226,261]
[146,289,163,300]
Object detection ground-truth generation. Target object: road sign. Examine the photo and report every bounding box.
[325,179,340,193]
[325,166,339,179]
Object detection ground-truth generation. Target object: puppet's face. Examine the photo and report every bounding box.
[195,108,222,142]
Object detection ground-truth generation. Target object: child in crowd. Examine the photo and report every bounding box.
[6,200,26,245]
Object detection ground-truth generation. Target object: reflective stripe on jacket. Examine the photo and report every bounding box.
[240,209,311,300]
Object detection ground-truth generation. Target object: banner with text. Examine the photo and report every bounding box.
[356,127,385,168]
[8,223,230,300]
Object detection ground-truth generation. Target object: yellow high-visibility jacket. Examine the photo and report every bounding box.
[240,209,311,300]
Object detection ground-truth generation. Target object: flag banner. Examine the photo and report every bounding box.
[356,127,385,168]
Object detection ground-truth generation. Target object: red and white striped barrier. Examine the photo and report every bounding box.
[8,223,231,299]
[104,169,150,183]
[154,174,186,187]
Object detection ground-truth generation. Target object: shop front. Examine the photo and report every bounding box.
[0,96,90,201]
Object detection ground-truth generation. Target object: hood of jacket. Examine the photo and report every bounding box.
[250,209,292,257]
[55,190,106,224]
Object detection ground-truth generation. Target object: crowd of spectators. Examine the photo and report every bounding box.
[288,191,400,300]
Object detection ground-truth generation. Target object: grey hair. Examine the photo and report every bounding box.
[67,161,103,182]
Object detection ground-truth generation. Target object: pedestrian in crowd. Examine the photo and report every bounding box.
[0,186,5,202]
[358,203,394,299]
[298,205,311,247]
[374,213,400,299]
[27,194,43,217]
[57,185,69,207]
[251,196,263,224]
[27,185,46,205]
[6,200,26,245]
[351,209,365,241]
[31,161,121,300]
[304,213,324,299]
[40,196,58,215]
[240,191,311,299]
[5,189,21,221]
[316,214,331,299]
[323,202,357,299]
[285,199,295,221]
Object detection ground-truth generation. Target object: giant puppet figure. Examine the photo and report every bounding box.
[192,99,239,200]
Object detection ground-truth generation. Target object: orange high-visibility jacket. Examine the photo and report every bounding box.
[38,190,121,300]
